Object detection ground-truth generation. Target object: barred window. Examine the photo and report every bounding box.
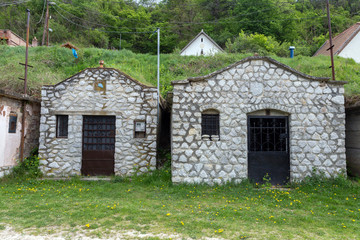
[56,115,68,138]
[201,110,220,140]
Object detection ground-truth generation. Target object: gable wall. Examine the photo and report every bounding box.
[338,31,360,63]
[171,59,346,184]
[181,34,222,56]
[39,68,158,176]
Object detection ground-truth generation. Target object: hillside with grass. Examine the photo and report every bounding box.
[1,45,360,97]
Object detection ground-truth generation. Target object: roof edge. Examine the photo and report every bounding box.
[42,68,166,108]
[0,89,41,102]
[44,67,155,89]
[172,56,338,85]
[312,40,328,57]
[336,25,360,55]
[180,31,224,54]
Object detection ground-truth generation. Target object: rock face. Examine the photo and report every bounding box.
[171,56,346,184]
[39,68,158,177]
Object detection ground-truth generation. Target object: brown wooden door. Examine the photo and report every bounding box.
[82,116,115,176]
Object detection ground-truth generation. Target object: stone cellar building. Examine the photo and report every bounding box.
[39,66,160,176]
[171,56,347,185]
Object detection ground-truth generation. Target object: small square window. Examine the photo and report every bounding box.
[202,113,220,140]
[56,115,68,138]
[134,121,146,138]
[8,114,17,133]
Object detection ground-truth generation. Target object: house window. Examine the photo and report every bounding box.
[201,110,220,140]
[201,49,204,55]
[201,38,203,42]
[134,121,146,138]
[56,115,68,138]
[8,114,17,133]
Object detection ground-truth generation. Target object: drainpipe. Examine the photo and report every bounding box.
[19,9,30,162]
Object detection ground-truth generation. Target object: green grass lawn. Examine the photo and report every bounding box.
[0,168,359,239]
[2,45,360,98]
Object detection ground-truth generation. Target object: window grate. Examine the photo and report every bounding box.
[56,115,68,138]
[248,117,288,152]
[83,116,115,151]
[202,114,219,137]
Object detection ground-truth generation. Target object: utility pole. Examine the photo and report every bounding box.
[326,0,336,80]
[19,9,31,162]
[119,33,122,50]
[157,28,160,125]
[42,0,49,46]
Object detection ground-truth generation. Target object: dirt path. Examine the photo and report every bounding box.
[0,225,187,240]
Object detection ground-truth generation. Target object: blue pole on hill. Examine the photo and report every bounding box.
[289,46,295,58]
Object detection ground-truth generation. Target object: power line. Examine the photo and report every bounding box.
[51,0,151,26]
[53,0,293,29]
[36,0,47,24]
[158,0,306,9]
[159,14,328,29]
[53,4,118,29]
[0,0,31,7]
[166,6,282,25]
[52,6,155,34]
[52,3,151,30]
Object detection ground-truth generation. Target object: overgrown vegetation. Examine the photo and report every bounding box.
[0,166,359,239]
[2,45,360,97]
[225,31,318,57]
[3,148,42,181]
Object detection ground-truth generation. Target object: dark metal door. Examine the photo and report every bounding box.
[82,116,115,176]
[248,116,290,185]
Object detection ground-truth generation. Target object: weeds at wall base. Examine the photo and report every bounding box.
[1,148,42,182]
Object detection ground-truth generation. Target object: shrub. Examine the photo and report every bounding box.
[225,30,280,55]
[9,148,42,180]
[225,31,315,57]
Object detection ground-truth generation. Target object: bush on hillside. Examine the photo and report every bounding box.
[225,31,315,57]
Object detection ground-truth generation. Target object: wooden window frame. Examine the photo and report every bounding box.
[56,115,68,138]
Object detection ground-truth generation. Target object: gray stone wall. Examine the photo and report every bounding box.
[39,68,158,176]
[0,166,13,178]
[171,56,346,184]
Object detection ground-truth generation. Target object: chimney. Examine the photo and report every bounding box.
[99,60,104,68]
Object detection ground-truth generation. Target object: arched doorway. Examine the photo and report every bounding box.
[247,109,290,185]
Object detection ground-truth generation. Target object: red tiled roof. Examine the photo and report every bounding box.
[313,22,360,56]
